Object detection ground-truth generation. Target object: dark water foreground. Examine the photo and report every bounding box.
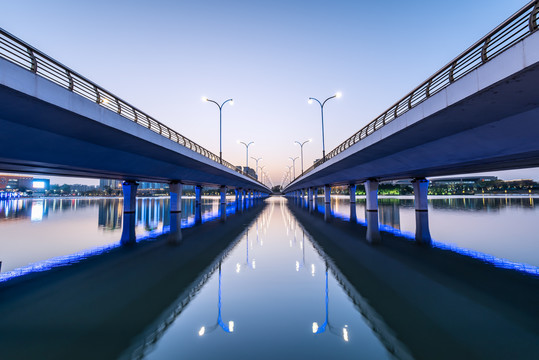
[289,199,539,359]
[1,196,538,360]
[0,200,266,359]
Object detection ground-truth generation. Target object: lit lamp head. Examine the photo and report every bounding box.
[335,91,342,98]
[229,99,234,106]
[308,98,314,105]
[202,96,208,102]
[312,322,319,333]
[199,326,206,336]
[228,321,235,332]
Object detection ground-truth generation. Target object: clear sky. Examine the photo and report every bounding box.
[2,0,536,186]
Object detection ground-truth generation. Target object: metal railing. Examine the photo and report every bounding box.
[0,27,266,187]
[294,0,539,184]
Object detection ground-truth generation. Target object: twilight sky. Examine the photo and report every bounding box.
[1,0,536,185]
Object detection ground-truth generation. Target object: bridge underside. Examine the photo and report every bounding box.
[287,57,539,191]
[0,58,266,191]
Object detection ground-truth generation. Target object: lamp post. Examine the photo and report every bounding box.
[286,165,293,185]
[251,157,262,179]
[238,141,254,173]
[203,97,234,164]
[289,156,299,180]
[308,92,342,161]
[294,139,311,175]
[259,165,265,182]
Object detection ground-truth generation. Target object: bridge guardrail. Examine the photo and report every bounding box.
[294,0,539,184]
[0,27,267,188]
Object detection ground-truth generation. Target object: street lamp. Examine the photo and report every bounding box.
[286,165,293,185]
[289,156,299,180]
[203,97,234,164]
[251,157,262,179]
[294,139,311,175]
[308,92,342,160]
[238,141,254,171]
[258,165,265,182]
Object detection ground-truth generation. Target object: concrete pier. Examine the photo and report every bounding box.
[169,182,183,244]
[195,185,202,206]
[365,180,379,212]
[412,178,431,244]
[364,180,380,243]
[120,181,138,245]
[349,184,357,223]
[308,187,314,213]
[220,186,227,222]
[324,185,331,222]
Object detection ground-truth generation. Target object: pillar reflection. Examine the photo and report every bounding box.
[168,212,182,245]
[415,211,432,245]
[195,203,202,225]
[366,211,381,244]
[120,212,137,245]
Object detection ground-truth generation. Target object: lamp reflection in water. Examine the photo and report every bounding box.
[312,262,349,342]
[198,262,234,336]
[236,229,256,272]
[295,229,307,272]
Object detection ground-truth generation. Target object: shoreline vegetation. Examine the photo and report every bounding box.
[2,178,539,198]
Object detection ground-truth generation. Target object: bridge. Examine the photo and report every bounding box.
[284,1,539,242]
[0,27,270,242]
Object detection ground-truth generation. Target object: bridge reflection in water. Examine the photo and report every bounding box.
[289,197,539,359]
[0,196,538,359]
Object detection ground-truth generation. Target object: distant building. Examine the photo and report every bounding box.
[99,179,122,190]
[31,178,50,193]
[430,176,497,185]
[0,174,34,191]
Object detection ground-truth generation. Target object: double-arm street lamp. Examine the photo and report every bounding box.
[289,156,299,180]
[294,139,311,175]
[251,157,262,179]
[239,141,254,171]
[203,97,234,164]
[308,92,342,160]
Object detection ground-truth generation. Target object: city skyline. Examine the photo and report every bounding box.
[1,0,535,185]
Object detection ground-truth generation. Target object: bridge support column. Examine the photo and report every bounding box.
[349,184,357,223]
[365,180,379,211]
[324,185,331,222]
[237,188,244,212]
[364,180,380,243]
[121,181,138,245]
[195,185,202,206]
[220,185,227,222]
[169,182,183,244]
[412,178,431,244]
[308,187,314,213]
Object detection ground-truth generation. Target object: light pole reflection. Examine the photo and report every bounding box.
[312,262,349,342]
[236,229,256,272]
[198,262,234,336]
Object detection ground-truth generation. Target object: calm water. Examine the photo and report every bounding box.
[0,195,538,359]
